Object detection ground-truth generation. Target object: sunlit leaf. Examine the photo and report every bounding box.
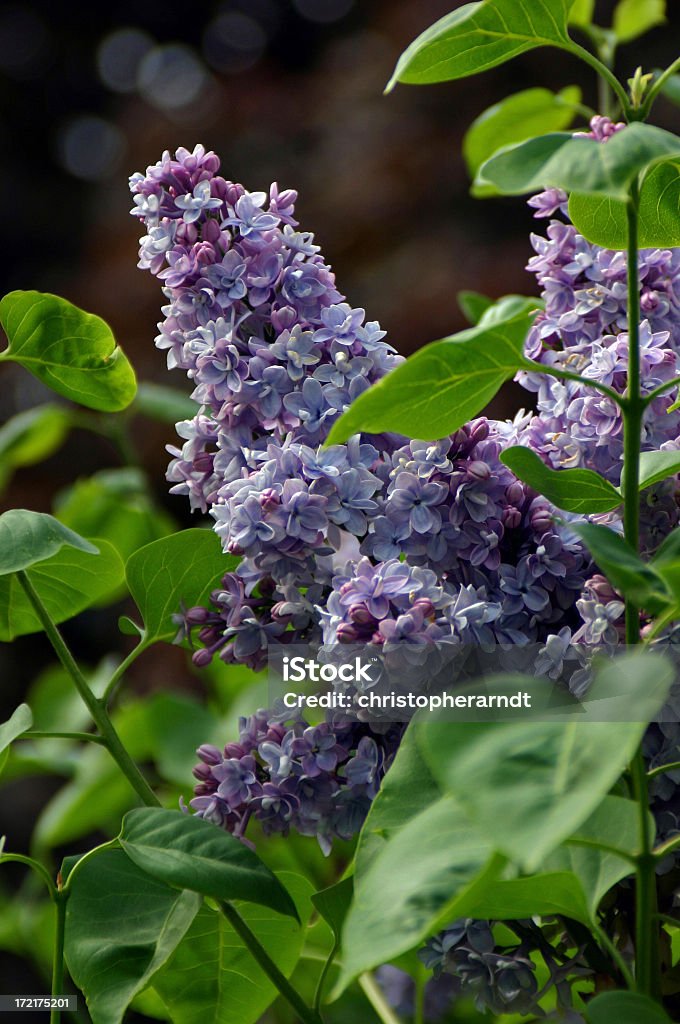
[465,85,582,194]
[500,446,622,513]
[386,0,572,91]
[0,290,136,411]
[327,306,536,443]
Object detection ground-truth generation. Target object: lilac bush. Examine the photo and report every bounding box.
[130,130,680,861]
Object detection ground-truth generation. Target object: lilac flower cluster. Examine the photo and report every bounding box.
[190,710,402,854]
[520,120,680,497]
[131,129,680,859]
[131,125,680,1022]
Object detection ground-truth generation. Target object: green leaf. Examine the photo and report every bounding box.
[612,0,666,43]
[570,522,670,611]
[500,446,622,513]
[311,877,354,942]
[457,290,492,324]
[0,509,97,575]
[151,871,314,1024]
[0,405,71,490]
[32,701,153,851]
[464,86,581,194]
[478,123,680,199]
[336,796,500,993]
[0,704,33,776]
[661,73,680,108]
[326,307,536,443]
[568,0,595,27]
[0,290,136,412]
[569,159,680,249]
[417,652,673,871]
[55,469,174,597]
[138,693,220,787]
[126,530,237,645]
[651,527,680,568]
[134,382,198,424]
[120,807,298,920]
[386,0,571,91]
[0,537,124,641]
[636,449,680,491]
[448,795,640,924]
[586,990,672,1024]
[65,848,201,1024]
[542,795,640,913]
[355,720,441,873]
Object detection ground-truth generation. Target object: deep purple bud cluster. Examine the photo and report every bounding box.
[189,710,403,854]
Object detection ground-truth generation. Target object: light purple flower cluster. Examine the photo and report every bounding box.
[131,126,680,859]
[190,710,402,854]
[520,120,680,496]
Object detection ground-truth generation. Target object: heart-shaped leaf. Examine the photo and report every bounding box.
[0,290,136,411]
[500,446,622,513]
[478,123,680,199]
[326,306,536,443]
[569,158,680,249]
[151,871,314,1024]
[126,530,237,645]
[64,848,201,1024]
[0,509,97,576]
[0,537,124,641]
[464,85,581,194]
[386,0,572,91]
[120,807,298,920]
[417,652,673,870]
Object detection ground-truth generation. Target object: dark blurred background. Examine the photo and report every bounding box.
[1,0,680,1010]
[1,0,680,503]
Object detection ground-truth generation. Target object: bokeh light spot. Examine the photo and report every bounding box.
[97,28,154,94]
[292,0,354,24]
[203,12,267,74]
[57,117,126,181]
[137,44,208,111]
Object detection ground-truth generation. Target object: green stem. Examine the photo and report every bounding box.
[653,833,680,860]
[632,752,659,996]
[640,56,680,120]
[524,360,624,406]
[16,571,160,809]
[22,730,106,745]
[103,640,149,706]
[647,761,680,780]
[622,182,660,1000]
[313,939,338,1015]
[565,837,637,866]
[50,892,68,1024]
[560,40,631,119]
[0,853,56,899]
[219,901,323,1024]
[642,375,680,405]
[623,186,643,648]
[592,921,635,990]
[358,973,404,1024]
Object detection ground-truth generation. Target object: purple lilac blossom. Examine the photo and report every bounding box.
[132,128,680,867]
